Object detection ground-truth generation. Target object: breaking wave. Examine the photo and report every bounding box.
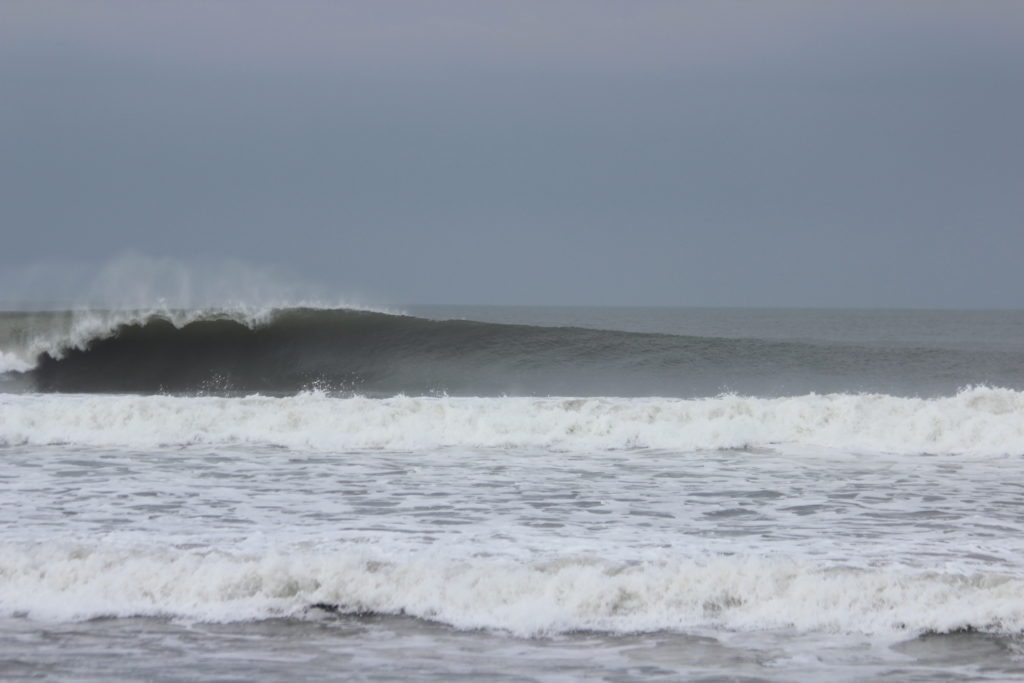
[2,544,1022,637]
[2,387,1023,455]
[2,307,1023,397]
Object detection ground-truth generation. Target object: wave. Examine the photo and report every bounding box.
[0,305,391,375]
[2,543,1022,637]
[2,387,1023,455]
[3,307,1023,397]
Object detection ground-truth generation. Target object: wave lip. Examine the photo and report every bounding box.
[2,544,1022,638]
[2,387,1023,456]
[0,304,399,375]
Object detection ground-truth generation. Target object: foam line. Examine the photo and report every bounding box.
[2,544,1021,636]
[2,387,1023,455]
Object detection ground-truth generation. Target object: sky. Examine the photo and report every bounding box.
[1,1,1022,308]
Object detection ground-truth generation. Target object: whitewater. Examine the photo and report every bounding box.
[3,389,1024,456]
[2,305,1024,681]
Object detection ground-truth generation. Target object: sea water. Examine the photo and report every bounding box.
[1,306,1023,681]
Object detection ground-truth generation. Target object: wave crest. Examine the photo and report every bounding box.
[0,304,397,375]
[5,307,1023,397]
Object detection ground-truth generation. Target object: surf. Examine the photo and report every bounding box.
[3,543,1022,638]
[3,306,1023,397]
[3,388,1023,456]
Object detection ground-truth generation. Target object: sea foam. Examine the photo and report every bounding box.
[2,387,1023,456]
[1,543,1022,637]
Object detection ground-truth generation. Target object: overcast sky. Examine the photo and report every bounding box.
[1,1,1022,308]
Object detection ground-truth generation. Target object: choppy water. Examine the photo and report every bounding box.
[1,306,1023,680]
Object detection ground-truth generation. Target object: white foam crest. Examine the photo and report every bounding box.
[0,350,34,374]
[0,253,401,372]
[0,301,401,374]
[2,387,1023,455]
[0,307,223,373]
[2,543,1022,637]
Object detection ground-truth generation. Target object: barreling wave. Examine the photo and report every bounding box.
[3,307,1023,397]
[0,305,390,375]
[3,543,1023,637]
[2,388,1023,455]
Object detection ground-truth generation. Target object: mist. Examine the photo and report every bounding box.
[0,253,377,312]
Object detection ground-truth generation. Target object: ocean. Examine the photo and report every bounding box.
[1,305,1023,681]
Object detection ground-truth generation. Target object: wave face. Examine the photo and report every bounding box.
[3,544,1022,637]
[4,307,1024,397]
[3,388,1023,455]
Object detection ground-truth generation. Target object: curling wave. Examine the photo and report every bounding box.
[3,307,1023,397]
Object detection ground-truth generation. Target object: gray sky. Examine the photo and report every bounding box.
[2,1,1022,308]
